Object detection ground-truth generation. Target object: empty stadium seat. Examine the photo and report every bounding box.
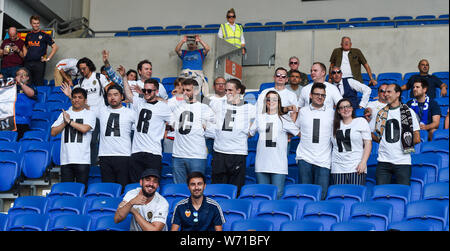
[85,197,122,226]
[19,130,48,143]
[415,15,438,25]
[216,199,252,231]
[238,184,278,217]
[438,168,449,183]
[370,16,394,26]
[410,167,428,201]
[342,17,369,28]
[7,213,49,231]
[281,184,322,218]
[420,141,449,169]
[48,214,91,231]
[20,142,51,179]
[0,131,17,142]
[258,82,275,93]
[161,184,190,212]
[204,184,238,199]
[243,22,264,32]
[8,196,48,215]
[0,142,20,154]
[371,184,411,222]
[284,21,305,31]
[301,201,345,231]
[393,16,414,26]
[92,215,131,231]
[388,220,433,231]
[326,184,367,221]
[121,183,141,197]
[255,200,298,231]
[377,72,402,85]
[264,22,283,31]
[84,183,122,199]
[405,200,448,231]
[432,71,449,85]
[230,219,274,231]
[47,182,85,198]
[181,25,205,34]
[0,153,20,192]
[45,197,86,222]
[331,221,376,231]
[280,220,324,231]
[422,182,449,203]
[349,202,393,231]
[203,24,221,33]
[0,213,8,231]
[411,153,443,183]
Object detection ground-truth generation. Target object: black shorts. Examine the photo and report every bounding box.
[129,152,162,183]
[211,151,246,192]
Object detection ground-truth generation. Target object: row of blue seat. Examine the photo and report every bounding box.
[116,14,450,36]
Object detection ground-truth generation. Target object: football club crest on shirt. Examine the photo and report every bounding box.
[147,211,153,221]
[93,80,97,85]
[185,209,191,218]
[39,35,43,40]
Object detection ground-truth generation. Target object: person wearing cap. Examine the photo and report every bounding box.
[170,172,225,231]
[115,168,169,231]
[93,84,135,190]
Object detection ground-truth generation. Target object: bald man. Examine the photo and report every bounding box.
[401,59,447,98]
[1,27,27,78]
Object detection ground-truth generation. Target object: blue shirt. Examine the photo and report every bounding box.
[171,196,225,231]
[180,50,206,71]
[406,75,444,99]
[24,31,55,62]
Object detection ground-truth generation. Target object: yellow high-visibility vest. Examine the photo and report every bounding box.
[220,23,243,48]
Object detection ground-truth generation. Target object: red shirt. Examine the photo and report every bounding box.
[1,38,25,68]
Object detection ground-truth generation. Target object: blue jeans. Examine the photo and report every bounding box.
[298,160,331,200]
[1,66,21,79]
[256,172,286,199]
[172,157,206,184]
[205,138,215,155]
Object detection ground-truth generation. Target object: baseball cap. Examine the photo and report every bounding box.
[140,169,161,180]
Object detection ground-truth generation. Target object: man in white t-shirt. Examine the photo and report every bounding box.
[364,83,389,132]
[115,168,169,231]
[51,88,96,187]
[295,83,334,200]
[54,58,78,86]
[257,67,298,121]
[170,78,215,184]
[298,62,342,110]
[211,79,256,192]
[96,85,135,190]
[373,84,421,185]
[123,77,172,183]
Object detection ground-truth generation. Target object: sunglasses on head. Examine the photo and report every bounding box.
[331,70,342,75]
[142,88,156,94]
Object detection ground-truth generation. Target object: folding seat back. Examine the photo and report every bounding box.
[204,184,238,199]
[331,221,376,231]
[371,184,410,222]
[8,196,48,215]
[280,220,324,231]
[238,184,277,217]
[230,219,273,231]
[438,168,449,183]
[121,183,141,197]
[84,183,122,199]
[20,142,51,179]
[161,184,191,212]
[420,141,449,169]
[0,154,20,192]
[93,215,132,231]
[216,199,252,231]
[432,129,449,141]
[48,214,91,231]
[255,200,298,231]
[258,82,275,93]
[47,182,85,198]
[326,184,367,221]
[350,202,393,231]
[281,184,322,218]
[85,197,122,226]
[410,167,428,201]
[7,213,49,231]
[45,197,86,222]
[301,201,345,231]
[0,131,17,142]
[0,142,20,154]
[411,153,443,183]
[406,200,448,231]
[388,220,433,231]
[423,182,449,204]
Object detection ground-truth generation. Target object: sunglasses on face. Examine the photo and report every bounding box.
[331,70,342,75]
[379,89,387,93]
[338,105,352,111]
[142,88,156,94]
[289,61,298,65]
[312,93,326,98]
[227,15,236,18]
[275,73,287,79]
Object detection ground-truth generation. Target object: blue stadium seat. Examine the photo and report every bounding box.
[0,131,17,142]
[47,182,85,198]
[20,142,51,179]
[301,201,345,231]
[388,220,433,231]
[438,168,449,183]
[432,71,449,85]
[255,200,298,231]
[19,130,48,143]
[284,21,305,31]
[410,166,428,201]
[280,220,324,231]
[84,183,122,199]
[281,184,321,218]
[423,182,449,204]
[349,202,393,231]
[85,197,122,226]
[203,24,221,33]
[393,16,414,26]
[411,153,443,183]
[7,213,49,231]
[244,91,258,105]
[146,26,164,30]
[50,140,60,166]
[92,215,131,231]
[370,16,394,26]
[165,25,182,35]
[326,18,346,29]
[180,25,205,34]
[204,184,238,199]
[258,82,275,94]
[121,183,141,197]
[415,15,438,25]
[403,72,420,81]
[405,200,448,231]
[8,196,48,215]
[47,93,69,104]
[377,72,402,85]
[0,213,8,231]
[230,219,274,231]
[161,184,190,212]
[238,184,277,217]
[420,141,449,169]
[264,22,283,31]
[128,26,145,31]
[162,77,178,86]
[48,214,91,231]
[342,17,369,28]
[305,19,326,29]
[371,184,411,222]
[243,22,264,32]
[0,155,20,192]
[45,197,86,222]
[216,199,252,231]
[33,102,49,113]
[326,184,367,221]
[331,221,376,231]
[362,73,377,85]
[88,165,102,185]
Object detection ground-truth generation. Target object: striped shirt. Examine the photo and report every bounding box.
[171,196,225,231]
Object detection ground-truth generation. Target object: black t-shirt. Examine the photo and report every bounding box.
[406,74,443,99]
[24,30,55,62]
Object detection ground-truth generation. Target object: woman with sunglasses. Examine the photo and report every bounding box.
[249,91,299,199]
[218,8,246,54]
[331,98,372,185]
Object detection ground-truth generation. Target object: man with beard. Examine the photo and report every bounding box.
[115,169,169,231]
[170,172,225,231]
